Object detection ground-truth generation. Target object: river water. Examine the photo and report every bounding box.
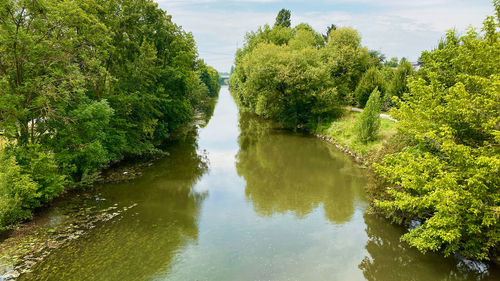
[18,87,499,280]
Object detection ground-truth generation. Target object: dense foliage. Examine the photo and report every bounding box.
[373,1,500,260]
[354,67,386,107]
[230,17,378,127]
[387,58,413,102]
[0,0,220,229]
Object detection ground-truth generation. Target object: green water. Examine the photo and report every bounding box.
[18,87,499,280]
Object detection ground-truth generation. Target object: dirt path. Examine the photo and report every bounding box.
[350,107,397,122]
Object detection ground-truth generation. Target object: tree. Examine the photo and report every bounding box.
[386,58,413,106]
[355,67,387,107]
[289,23,325,50]
[373,1,500,260]
[234,43,339,127]
[368,50,386,67]
[323,24,337,42]
[198,61,221,98]
[0,0,219,229]
[0,0,109,145]
[384,57,399,67]
[274,9,291,28]
[0,144,38,229]
[323,27,372,104]
[356,89,381,142]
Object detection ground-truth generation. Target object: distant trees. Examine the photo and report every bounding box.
[275,9,291,28]
[384,57,399,67]
[385,58,413,106]
[232,14,371,127]
[0,0,220,230]
[233,42,338,127]
[323,24,337,42]
[198,62,222,98]
[231,9,385,127]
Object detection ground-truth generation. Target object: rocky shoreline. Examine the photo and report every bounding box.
[0,194,138,281]
[0,112,212,281]
[296,124,365,165]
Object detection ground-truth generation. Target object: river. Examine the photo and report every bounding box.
[15,87,499,280]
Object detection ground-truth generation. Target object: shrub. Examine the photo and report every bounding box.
[0,144,38,230]
[12,145,66,204]
[356,89,381,142]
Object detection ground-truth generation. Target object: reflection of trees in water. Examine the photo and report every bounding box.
[360,214,500,281]
[21,136,209,281]
[236,112,367,224]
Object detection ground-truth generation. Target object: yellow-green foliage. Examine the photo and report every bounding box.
[233,38,340,127]
[230,14,374,127]
[0,142,38,230]
[373,2,500,260]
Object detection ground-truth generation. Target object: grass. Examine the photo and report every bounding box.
[308,110,397,158]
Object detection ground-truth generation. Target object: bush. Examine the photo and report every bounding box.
[356,89,381,142]
[12,145,66,204]
[0,145,38,230]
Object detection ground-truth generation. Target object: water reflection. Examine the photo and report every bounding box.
[15,88,500,281]
[236,112,367,224]
[20,136,209,281]
[360,214,500,281]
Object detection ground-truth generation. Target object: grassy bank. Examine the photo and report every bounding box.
[306,110,397,159]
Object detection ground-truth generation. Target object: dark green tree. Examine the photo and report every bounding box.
[323,24,337,42]
[355,67,387,107]
[274,9,291,28]
[0,0,219,229]
[356,89,381,142]
[386,58,413,104]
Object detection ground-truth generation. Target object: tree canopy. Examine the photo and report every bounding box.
[373,1,500,260]
[274,8,291,28]
[230,10,379,127]
[0,0,220,230]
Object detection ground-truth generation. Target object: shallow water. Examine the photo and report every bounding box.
[18,87,499,281]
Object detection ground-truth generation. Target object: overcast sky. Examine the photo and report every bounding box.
[157,0,494,72]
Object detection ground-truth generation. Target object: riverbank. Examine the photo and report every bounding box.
[303,109,397,163]
[0,151,162,280]
[0,107,217,280]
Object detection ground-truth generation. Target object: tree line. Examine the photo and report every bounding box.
[0,0,220,230]
[230,3,499,261]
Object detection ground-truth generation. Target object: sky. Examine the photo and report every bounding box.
[157,0,495,72]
